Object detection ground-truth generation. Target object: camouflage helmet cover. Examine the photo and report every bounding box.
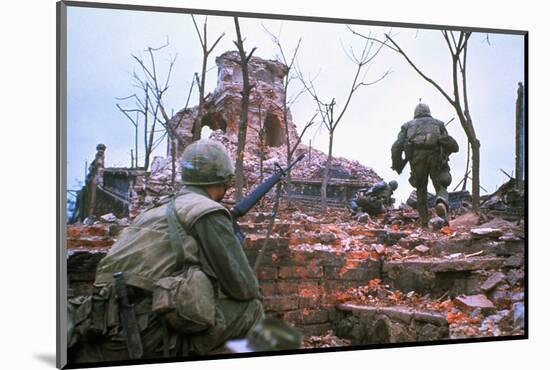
[180,139,234,185]
[414,103,431,118]
[388,180,398,191]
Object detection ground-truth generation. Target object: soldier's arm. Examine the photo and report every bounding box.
[193,211,261,301]
[391,126,408,153]
[391,126,408,173]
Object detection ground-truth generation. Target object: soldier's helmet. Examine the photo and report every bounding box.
[389,180,398,191]
[414,103,431,118]
[180,139,234,185]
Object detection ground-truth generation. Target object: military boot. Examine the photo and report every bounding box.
[435,202,449,226]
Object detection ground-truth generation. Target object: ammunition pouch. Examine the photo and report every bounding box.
[152,265,216,334]
[67,285,120,349]
[438,135,459,153]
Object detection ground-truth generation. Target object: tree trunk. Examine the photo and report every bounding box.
[515,82,525,191]
[283,106,293,202]
[461,143,470,191]
[235,96,250,201]
[455,107,480,211]
[321,131,334,212]
[171,137,177,188]
[134,124,139,168]
[193,60,208,141]
[471,138,480,211]
[234,17,252,201]
[144,122,155,172]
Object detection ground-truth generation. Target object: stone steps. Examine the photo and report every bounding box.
[424,238,524,258]
[334,303,449,344]
[382,256,509,297]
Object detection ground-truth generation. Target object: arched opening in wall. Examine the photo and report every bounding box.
[201,112,227,135]
[264,113,283,147]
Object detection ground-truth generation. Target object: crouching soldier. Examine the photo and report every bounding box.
[68,140,264,364]
[391,102,459,227]
[350,180,398,216]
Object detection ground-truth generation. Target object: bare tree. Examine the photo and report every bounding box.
[190,15,225,141]
[233,17,257,201]
[116,103,141,168]
[298,35,390,212]
[117,41,194,187]
[349,27,482,211]
[116,82,164,171]
[248,98,266,183]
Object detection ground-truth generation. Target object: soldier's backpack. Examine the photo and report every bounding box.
[407,119,442,149]
[67,194,218,352]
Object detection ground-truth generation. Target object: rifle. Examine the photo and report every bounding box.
[230,153,305,243]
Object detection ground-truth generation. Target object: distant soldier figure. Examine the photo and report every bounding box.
[350,180,398,216]
[391,102,459,227]
[68,140,264,363]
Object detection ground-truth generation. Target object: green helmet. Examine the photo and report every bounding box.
[388,180,398,191]
[414,103,431,118]
[180,139,234,185]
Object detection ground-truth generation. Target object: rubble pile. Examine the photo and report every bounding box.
[240,202,524,341]
[333,276,523,339]
[480,179,524,220]
[301,331,351,349]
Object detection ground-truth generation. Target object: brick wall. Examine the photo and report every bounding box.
[243,236,381,336]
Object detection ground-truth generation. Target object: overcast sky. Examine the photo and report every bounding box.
[66,5,524,203]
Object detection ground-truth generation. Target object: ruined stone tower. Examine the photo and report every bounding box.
[168,50,300,157]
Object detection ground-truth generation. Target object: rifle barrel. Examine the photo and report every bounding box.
[230,153,304,218]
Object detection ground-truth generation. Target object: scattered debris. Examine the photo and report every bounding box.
[414,245,430,254]
[480,272,506,292]
[471,228,504,239]
[429,216,446,231]
[454,294,496,315]
[301,330,352,349]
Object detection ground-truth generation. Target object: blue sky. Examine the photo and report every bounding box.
[66,6,524,203]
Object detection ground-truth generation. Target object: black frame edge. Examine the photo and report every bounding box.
[57,1,68,368]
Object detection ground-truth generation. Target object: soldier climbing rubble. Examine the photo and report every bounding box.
[350,180,398,217]
[391,101,459,227]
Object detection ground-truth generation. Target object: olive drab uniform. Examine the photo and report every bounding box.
[391,103,458,226]
[68,140,264,364]
[352,180,398,215]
